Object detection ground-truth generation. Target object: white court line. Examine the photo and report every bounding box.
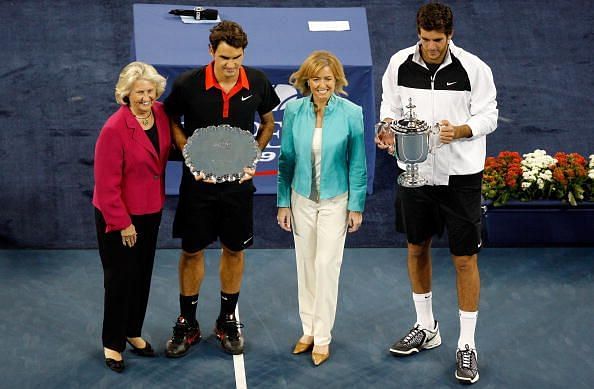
[233,304,247,389]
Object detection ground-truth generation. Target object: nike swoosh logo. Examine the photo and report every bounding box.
[477,240,482,248]
[241,95,252,101]
[446,81,457,86]
[243,236,253,245]
[191,300,198,305]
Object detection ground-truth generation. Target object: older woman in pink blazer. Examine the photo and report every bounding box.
[93,61,170,373]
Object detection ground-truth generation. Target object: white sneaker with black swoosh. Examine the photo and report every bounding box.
[389,320,441,356]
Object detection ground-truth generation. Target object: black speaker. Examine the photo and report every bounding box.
[169,7,218,21]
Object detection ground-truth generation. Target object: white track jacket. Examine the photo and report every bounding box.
[380,41,498,185]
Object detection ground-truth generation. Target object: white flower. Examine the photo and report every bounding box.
[521,150,556,172]
[520,150,556,193]
[523,171,534,180]
[539,171,553,180]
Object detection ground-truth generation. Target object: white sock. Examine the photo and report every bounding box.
[413,292,435,330]
[458,310,478,350]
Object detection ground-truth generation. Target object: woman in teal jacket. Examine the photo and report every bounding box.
[277,50,367,366]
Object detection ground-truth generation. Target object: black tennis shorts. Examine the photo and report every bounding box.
[395,171,483,256]
[173,179,255,253]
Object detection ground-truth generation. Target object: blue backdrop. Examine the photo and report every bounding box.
[0,0,592,248]
[132,5,376,195]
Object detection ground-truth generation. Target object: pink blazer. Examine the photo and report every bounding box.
[93,101,171,232]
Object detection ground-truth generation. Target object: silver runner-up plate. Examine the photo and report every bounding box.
[182,124,261,183]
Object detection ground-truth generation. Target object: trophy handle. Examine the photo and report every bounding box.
[374,121,386,135]
[375,121,396,154]
[375,121,392,138]
[429,123,444,153]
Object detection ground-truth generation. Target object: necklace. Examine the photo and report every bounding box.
[133,110,152,126]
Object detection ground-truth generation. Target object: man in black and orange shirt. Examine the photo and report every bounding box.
[163,20,280,357]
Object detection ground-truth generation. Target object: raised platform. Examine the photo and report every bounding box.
[482,200,594,246]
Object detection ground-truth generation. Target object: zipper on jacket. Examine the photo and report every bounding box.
[430,72,436,184]
[430,73,435,121]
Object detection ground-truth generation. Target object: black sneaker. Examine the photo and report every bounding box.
[389,320,441,356]
[215,315,245,355]
[455,344,479,384]
[165,316,201,358]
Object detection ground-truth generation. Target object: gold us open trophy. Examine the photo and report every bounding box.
[376,98,442,187]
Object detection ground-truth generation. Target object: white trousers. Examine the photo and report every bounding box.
[291,190,348,346]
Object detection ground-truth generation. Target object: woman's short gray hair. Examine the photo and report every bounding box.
[114,61,166,105]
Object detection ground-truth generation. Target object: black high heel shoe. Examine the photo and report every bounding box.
[127,339,156,357]
[105,357,125,373]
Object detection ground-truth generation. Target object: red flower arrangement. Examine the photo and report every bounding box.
[482,150,593,206]
[549,152,588,205]
[482,151,523,206]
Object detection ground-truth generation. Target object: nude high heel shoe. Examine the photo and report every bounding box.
[311,345,330,366]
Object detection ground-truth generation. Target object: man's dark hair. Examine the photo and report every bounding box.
[209,20,248,51]
[416,2,454,36]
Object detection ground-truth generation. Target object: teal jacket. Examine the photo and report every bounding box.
[277,95,367,212]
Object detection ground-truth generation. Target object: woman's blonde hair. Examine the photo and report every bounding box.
[289,50,348,96]
[114,61,166,105]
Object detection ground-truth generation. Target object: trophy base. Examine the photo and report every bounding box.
[397,172,426,188]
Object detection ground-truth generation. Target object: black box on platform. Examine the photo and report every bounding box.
[482,200,594,246]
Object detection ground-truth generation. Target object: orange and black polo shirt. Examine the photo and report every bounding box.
[164,63,280,138]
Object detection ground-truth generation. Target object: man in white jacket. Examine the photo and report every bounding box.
[376,2,498,385]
